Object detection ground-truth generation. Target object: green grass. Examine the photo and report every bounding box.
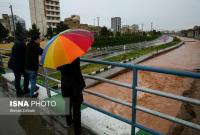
[136,130,153,135]
[81,63,106,74]
[37,76,58,88]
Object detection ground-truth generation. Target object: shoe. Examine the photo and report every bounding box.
[16,91,24,97]
[66,123,73,128]
[35,86,40,91]
[24,89,30,94]
[66,120,73,127]
[31,93,39,98]
[16,93,23,97]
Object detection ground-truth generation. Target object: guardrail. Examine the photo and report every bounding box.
[80,58,200,135]
[1,48,200,134]
[0,49,10,70]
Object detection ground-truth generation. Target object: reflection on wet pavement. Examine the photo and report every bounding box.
[0,77,67,135]
[0,78,67,135]
[0,76,96,135]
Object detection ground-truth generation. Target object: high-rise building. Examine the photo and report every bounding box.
[111,17,121,33]
[29,0,60,36]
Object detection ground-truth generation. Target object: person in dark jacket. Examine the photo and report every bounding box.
[25,35,43,97]
[8,33,29,97]
[57,58,86,135]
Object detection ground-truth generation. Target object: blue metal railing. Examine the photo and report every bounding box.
[81,58,200,135]
[1,48,200,134]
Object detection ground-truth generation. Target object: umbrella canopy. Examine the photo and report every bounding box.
[40,29,94,69]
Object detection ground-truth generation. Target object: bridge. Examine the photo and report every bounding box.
[0,37,200,135]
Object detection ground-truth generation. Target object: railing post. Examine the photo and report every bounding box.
[44,68,51,98]
[131,66,138,135]
[0,52,5,74]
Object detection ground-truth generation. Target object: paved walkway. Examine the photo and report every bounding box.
[0,77,96,135]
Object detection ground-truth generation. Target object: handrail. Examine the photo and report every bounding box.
[84,89,132,108]
[39,59,200,134]
[136,105,200,131]
[83,74,132,88]
[81,58,133,68]
[136,87,200,106]
[80,59,200,134]
[135,65,200,79]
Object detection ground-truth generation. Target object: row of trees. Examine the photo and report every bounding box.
[46,21,69,39]
[28,21,70,40]
[94,27,161,47]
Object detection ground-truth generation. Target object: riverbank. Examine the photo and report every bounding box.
[167,78,200,135]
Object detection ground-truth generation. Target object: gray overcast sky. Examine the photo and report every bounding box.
[0,0,200,31]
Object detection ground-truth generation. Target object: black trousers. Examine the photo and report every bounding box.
[13,70,29,96]
[66,100,82,135]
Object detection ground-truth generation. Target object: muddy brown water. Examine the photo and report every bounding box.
[84,38,200,134]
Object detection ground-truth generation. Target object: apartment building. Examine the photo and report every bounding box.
[29,0,60,36]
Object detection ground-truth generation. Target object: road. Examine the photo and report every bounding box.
[84,37,200,134]
[82,35,173,63]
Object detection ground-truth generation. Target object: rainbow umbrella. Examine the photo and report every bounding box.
[40,29,94,69]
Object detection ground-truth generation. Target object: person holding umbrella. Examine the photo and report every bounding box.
[40,29,94,135]
[57,58,85,134]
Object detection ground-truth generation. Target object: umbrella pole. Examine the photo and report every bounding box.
[44,68,51,98]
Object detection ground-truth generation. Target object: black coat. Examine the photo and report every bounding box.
[8,40,26,72]
[25,41,43,71]
[57,58,86,104]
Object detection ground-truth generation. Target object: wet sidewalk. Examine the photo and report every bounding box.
[0,77,95,135]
